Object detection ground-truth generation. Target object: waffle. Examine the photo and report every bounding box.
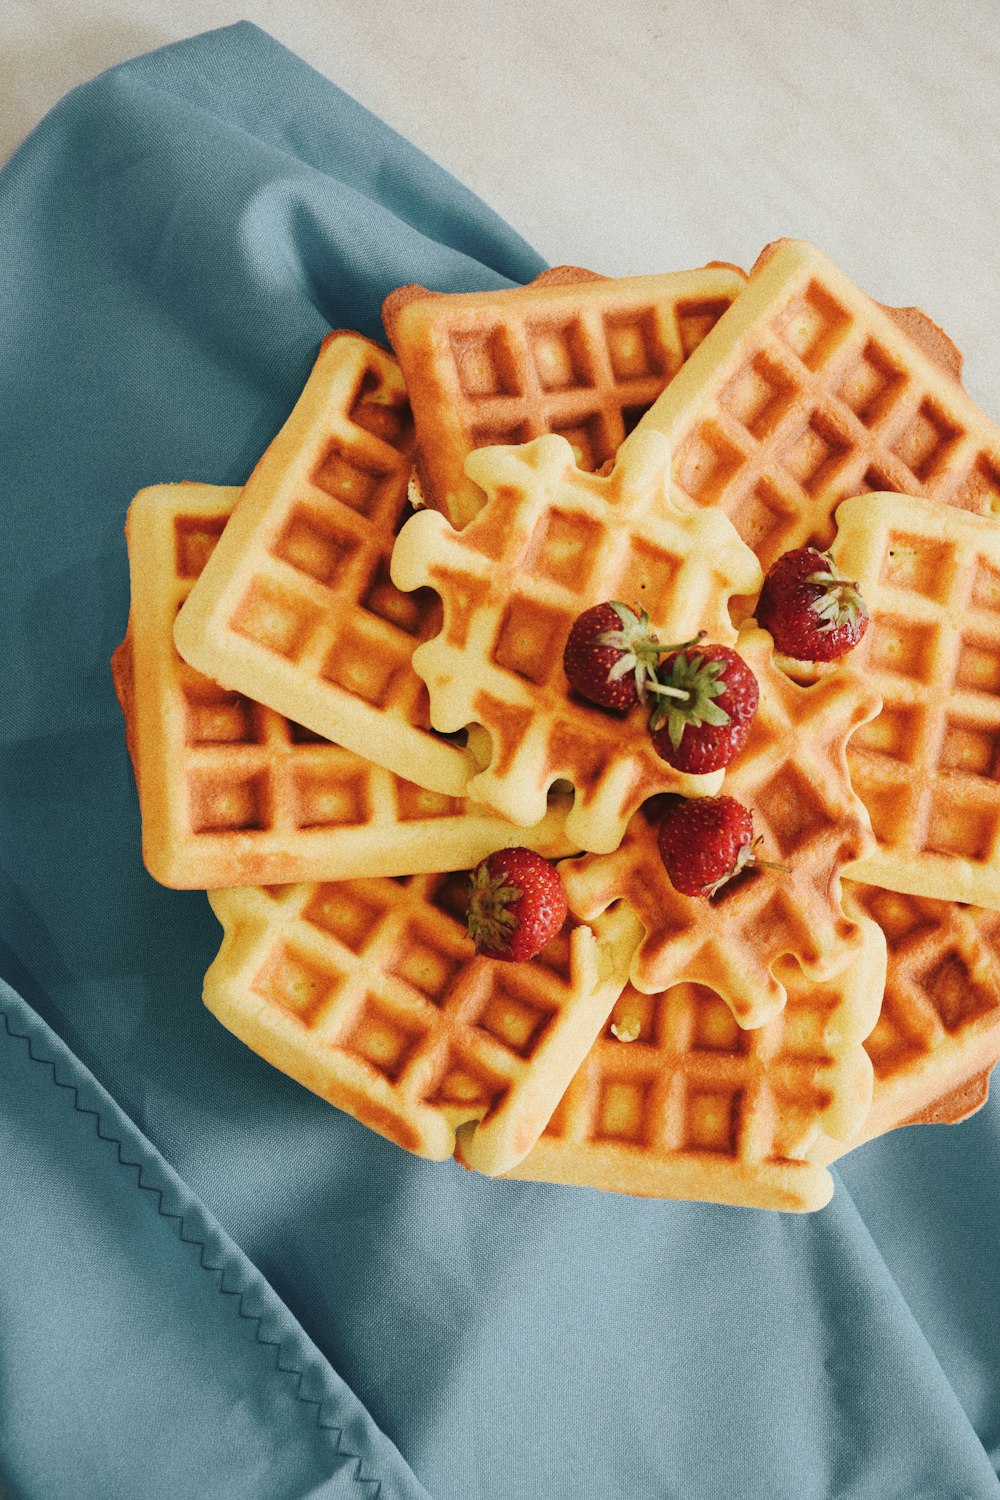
[173,331,474,798]
[204,877,643,1173]
[390,428,763,854]
[821,491,1000,908]
[633,238,1000,571]
[559,625,881,1028]
[112,483,573,889]
[382,262,747,528]
[494,912,885,1212]
[810,880,1000,1164]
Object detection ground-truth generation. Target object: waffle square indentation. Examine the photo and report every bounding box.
[273,508,362,586]
[311,441,384,515]
[231,581,319,661]
[429,1051,503,1110]
[684,1085,741,1154]
[529,319,593,391]
[523,508,603,590]
[184,687,261,745]
[604,309,665,380]
[613,536,682,607]
[293,766,370,828]
[955,636,1000,694]
[450,326,520,398]
[175,516,226,578]
[596,1076,654,1144]
[868,616,940,685]
[676,297,733,357]
[939,718,1000,779]
[773,282,851,370]
[890,400,962,481]
[348,1001,427,1081]
[880,532,956,602]
[494,596,573,686]
[252,941,335,1025]
[322,625,407,707]
[918,948,996,1031]
[189,768,270,832]
[863,1005,923,1079]
[970,558,1000,614]
[957,458,1000,515]
[303,886,386,951]
[477,981,553,1058]
[852,702,924,764]
[836,340,906,426]
[674,421,747,506]
[778,410,851,496]
[728,478,801,560]
[691,991,746,1053]
[924,796,997,861]
[718,354,795,440]
[553,413,614,471]
[389,926,462,1003]
[349,370,411,447]
[362,559,436,636]
[755,762,831,855]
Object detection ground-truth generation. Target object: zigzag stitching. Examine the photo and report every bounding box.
[1,1002,384,1498]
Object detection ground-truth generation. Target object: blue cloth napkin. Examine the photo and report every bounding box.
[1,23,998,1499]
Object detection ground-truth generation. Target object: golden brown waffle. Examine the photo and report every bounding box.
[112,483,573,889]
[382,263,747,528]
[559,626,881,1028]
[205,877,643,1173]
[173,331,474,798]
[493,912,884,1212]
[390,428,762,854]
[824,491,1000,908]
[810,880,1000,1165]
[633,238,1000,570]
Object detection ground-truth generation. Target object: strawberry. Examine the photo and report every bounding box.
[648,644,758,774]
[466,847,568,962]
[656,795,780,898]
[563,602,685,711]
[756,547,869,661]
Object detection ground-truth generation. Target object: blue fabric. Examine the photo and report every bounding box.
[0,22,997,1499]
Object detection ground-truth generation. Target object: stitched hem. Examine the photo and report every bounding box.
[0,982,417,1500]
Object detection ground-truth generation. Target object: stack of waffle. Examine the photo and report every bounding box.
[114,244,1000,1212]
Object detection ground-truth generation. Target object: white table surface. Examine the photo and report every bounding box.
[5,2,999,410]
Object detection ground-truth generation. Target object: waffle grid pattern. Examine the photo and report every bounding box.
[832,493,1000,906]
[811,881,1000,1163]
[173,333,473,797]
[384,265,747,526]
[561,627,880,1028]
[116,484,571,888]
[206,877,640,1173]
[638,240,1000,569]
[391,429,762,853]
[507,922,881,1212]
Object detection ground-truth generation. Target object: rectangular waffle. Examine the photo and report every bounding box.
[633,238,1000,570]
[205,876,643,1174]
[383,263,747,528]
[113,483,572,888]
[831,491,1000,908]
[494,914,885,1212]
[810,879,1000,1164]
[173,331,475,798]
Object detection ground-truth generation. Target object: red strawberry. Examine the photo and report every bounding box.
[657,795,770,898]
[466,847,568,962]
[563,602,677,711]
[756,547,869,661]
[648,645,758,774]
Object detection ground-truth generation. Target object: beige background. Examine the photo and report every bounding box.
[4,1,999,414]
